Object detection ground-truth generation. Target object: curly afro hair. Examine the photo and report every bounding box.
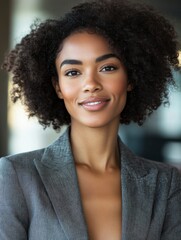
[2,0,180,130]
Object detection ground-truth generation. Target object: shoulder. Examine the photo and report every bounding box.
[0,128,71,171]
[136,156,181,192]
[120,138,181,192]
[136,153,181,179]
[0,148,45,170]
[0,149,47,186]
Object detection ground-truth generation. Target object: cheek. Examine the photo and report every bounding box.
[105,71,128,93]
[107,80,128,96]
[59,82,79,103]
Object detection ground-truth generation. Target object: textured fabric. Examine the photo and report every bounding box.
[0,127,181,240]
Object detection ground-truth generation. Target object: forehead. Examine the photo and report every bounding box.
[58,32,114,59]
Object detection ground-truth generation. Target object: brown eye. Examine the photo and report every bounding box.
[101,65,117,72]
[65,70,80,76]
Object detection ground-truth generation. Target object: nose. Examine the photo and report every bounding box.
[82,74,102,93]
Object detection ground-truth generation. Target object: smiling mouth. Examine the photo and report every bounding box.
[79,98,110,111]
[85,101,104,106]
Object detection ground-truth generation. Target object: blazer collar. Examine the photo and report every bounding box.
[119,140,158,239]
[40,127,73,169]
[40,127,151,176]
[34,127,158,240]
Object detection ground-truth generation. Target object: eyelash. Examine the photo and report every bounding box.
[100,65,118,72]
[64,65,118,77]
[65,69,80,77]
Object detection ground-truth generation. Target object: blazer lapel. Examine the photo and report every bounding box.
[120,140,158,240]
[34,128,89,240]
[34,127,158,240]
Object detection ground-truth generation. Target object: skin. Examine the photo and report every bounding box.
[54,32,130,239]
[54,32,131,172]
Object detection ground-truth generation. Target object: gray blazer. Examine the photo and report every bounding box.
[0,128,181,240]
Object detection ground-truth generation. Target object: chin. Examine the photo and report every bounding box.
[72,116,120,129]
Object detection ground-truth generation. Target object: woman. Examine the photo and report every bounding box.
[0,0,181,239]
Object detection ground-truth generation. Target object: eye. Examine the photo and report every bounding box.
[65,69,81,77]
[100,65,118,72]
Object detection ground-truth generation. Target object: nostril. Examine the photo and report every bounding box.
[83,83,102,92]
[89,86,101,93]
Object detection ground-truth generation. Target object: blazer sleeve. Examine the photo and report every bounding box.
[161,167,181,239]
[0,157,29,240]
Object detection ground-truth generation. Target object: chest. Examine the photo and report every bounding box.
[76,167,122,240]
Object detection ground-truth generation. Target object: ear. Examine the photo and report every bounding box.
[52,77,63,99]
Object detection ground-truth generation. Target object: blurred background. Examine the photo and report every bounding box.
[0,0,181,169]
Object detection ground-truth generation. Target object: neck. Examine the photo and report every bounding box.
[70,122,120,173]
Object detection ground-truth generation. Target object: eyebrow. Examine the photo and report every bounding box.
[95,53,120,62]
[60,53,120,68]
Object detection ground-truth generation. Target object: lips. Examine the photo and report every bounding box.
[79,97,110,111]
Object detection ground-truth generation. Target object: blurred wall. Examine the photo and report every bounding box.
[0,0,11,157]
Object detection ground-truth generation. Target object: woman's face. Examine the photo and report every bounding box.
[54,32,131,129]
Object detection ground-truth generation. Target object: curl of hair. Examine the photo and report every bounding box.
[2,0,180,130]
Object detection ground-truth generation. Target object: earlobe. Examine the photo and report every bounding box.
[56,87,64,99]
[52,77,63,99]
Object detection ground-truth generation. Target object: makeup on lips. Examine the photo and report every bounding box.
[78,97,110,111]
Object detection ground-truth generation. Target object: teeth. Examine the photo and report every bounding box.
[86,101,101,106]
